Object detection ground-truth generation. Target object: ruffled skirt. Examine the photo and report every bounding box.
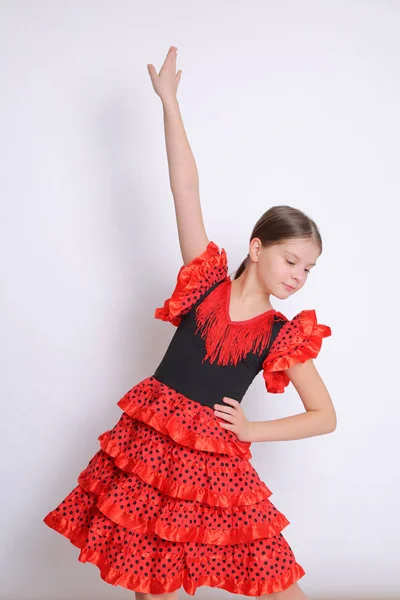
[43,376,305,596]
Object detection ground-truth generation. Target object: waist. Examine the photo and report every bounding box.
[152,363,252,408]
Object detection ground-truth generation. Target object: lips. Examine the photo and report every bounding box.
[283,283,295,291]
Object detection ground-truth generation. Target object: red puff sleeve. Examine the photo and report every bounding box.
[154,240,228,327]
[262,309,332,393]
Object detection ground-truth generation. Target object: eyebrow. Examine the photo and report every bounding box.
[286,251,316,267]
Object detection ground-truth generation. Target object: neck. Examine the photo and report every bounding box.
[230,272,274,314]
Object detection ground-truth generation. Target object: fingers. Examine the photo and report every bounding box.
[215,408,233,416]
[170,47,177,73]
[215,410,234,424]
[214,401,240,421]
[162,46,177,70]
[221,397,240,407]
[148,47,178,79]
[214,404,235,415]
[214,398,240,412]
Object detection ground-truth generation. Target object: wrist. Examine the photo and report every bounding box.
[162,96,179,109]
[248,421,260,443]
[249,421,268,443]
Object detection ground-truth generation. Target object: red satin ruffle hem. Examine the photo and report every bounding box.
[43,376,306,596]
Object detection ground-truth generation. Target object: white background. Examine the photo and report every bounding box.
[1,1,399,599]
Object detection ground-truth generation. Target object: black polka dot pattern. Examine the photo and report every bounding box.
[262,309,332,394]
[154,241,229,326]
[44,484,303,595]
[43,241,308,595]
[117,376,252,460]
[43,374,306,595]
[76,447,290,545]
[96,412,271,507]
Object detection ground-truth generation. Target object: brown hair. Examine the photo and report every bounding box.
[233,205,322,280]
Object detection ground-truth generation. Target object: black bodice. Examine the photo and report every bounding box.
[153,280,286,408]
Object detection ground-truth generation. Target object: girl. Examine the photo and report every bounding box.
[43,46,336,600]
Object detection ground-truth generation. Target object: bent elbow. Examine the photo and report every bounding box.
[327,410,337,433]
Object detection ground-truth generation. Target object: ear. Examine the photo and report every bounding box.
[249,237,262,262]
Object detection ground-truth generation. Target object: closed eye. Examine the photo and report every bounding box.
[286,259,311,274]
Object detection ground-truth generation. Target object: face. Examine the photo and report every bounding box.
[250,237,320,298]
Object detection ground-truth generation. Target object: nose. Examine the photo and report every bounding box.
[292,272,305,285]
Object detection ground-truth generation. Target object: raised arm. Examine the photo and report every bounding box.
[147,46,209,265]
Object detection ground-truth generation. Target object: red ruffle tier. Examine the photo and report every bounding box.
[263,309,332,393]
[43,376,306,596]
[154,240,229,327]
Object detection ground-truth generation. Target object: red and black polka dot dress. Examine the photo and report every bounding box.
[43,241,331,596]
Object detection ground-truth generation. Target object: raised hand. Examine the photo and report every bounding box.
[147,46,182,102]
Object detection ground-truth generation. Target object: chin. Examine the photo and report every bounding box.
[271,291,288,301]
[274,287,295,299]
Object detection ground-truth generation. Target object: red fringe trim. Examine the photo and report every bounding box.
[195,279,286,367]
[154,241,228,327]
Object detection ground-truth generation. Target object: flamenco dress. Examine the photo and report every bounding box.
[43,240,331,596]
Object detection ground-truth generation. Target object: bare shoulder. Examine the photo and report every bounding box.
[180,234,210,265]
[178,228,210,266]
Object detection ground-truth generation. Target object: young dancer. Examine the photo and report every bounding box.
[43,46,336,600]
